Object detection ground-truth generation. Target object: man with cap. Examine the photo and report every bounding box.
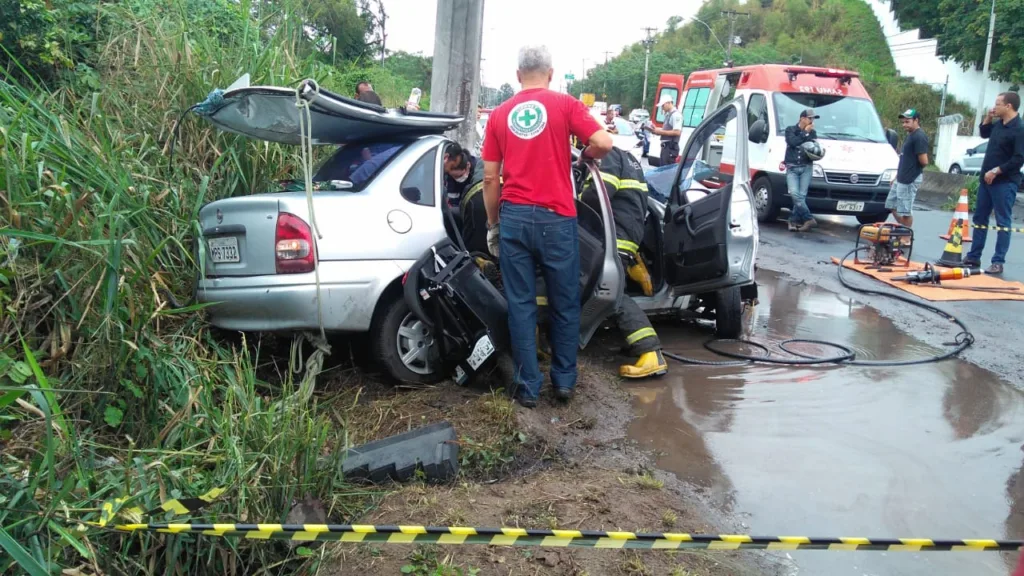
[784,108,820,232]
[887,108,929,228]
[650,97,683,165]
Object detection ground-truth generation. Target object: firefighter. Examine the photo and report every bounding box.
[579,146,668,379]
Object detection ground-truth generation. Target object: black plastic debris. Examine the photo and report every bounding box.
[342,421,459,484]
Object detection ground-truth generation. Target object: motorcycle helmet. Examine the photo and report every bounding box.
[801,140,825,161]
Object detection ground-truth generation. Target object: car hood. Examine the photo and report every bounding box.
[193,74,464,145]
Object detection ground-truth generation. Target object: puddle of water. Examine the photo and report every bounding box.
[615,270,1024,576]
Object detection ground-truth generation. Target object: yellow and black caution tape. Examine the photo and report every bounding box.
[96,523,1024,552]
[86,490,1024,552]
[972,223,1024,233]
[92,487,227,528]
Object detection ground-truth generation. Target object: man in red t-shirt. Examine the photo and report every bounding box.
[480,45,612,408]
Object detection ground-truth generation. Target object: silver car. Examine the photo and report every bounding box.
[194,76,758,383]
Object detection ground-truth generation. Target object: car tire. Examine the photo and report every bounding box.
[949,164,962,175]
[715,286,742,339]
[371,296,445,385]
[752,176,780,223]
[856,212,890,225]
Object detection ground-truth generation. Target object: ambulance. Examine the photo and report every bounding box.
[648,65,900,224]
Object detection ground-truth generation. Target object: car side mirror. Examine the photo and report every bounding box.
[749,119,769,144]
[886,128,898,151]
[967,148,976,155]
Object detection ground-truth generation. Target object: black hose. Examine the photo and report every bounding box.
[665,247,975,368]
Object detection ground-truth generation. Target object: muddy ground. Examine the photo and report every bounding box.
[299,206,1024,576]
[311,351,790,576]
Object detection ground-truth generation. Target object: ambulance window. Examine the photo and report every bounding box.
[682,88,711,127]
[747,93,767,127]
[655,87,679,122]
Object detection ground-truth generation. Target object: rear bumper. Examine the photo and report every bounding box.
[196,260,410,332]
[767,172,891,216]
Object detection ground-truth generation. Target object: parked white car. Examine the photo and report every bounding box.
[191,76,759,383]
[629,108,650,123]
[948,142,987,175]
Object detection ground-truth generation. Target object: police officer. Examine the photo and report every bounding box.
[579,146,668,379]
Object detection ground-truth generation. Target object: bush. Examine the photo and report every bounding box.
[0,0,426,573]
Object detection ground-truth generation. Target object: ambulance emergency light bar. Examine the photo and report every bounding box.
[783,67,858,85]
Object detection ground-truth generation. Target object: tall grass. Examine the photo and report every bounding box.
[0,0,413,573]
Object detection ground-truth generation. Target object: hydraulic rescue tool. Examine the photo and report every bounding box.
[854,222,913,269]
[891,263,977,284]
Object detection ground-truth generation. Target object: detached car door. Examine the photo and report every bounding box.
[661,97,758,294]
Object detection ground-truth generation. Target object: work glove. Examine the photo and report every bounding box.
[487,223,500,258]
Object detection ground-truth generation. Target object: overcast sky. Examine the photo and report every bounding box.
[382,0,703,91]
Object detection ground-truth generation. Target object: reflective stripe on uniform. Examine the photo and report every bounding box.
[460,181,484,212]
[626,327,657,345]
[599,172,621,190]
[618,179,648,193]
[537,296,548,306]
[617,239,639,255]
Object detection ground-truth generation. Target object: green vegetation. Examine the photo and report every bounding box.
[890,0,1024,85]
[0,0,436,574]
[570,0,975,142]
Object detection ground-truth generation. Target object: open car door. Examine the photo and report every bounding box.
[661,97,758,294]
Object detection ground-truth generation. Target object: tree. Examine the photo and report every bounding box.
[302,0,371,62]
[666,15,683,32]
[891,0,1024,84]
[497,83,515,104]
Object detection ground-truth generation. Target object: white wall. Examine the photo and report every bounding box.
[862,0,1013,130]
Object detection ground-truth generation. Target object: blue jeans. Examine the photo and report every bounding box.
[786,164,813,224]
[498,202,581,400]
[967,180,1017,265]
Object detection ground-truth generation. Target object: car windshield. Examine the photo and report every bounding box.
[773,92,887,143]
[313,140,410,189]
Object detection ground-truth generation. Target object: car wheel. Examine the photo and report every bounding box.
[715,286,742,339]
[372,296,444,384]
[949,164,962,175]
[856,212,890,225]
[752,176,780,223]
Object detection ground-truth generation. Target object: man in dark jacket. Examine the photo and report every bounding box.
[579,147,667,379]
[965,92,1024,275]
[784,108,820,232]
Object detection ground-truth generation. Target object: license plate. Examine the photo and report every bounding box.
[208,236,240,263]
[467,335,495,370]
[836,201,865,212]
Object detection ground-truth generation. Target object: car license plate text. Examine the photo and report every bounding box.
[467,335,495,370]
[208,236,240,263]
[836,201,864,212]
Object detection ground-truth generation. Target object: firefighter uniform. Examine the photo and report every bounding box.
[580,147,667,379]
[458,158,491,256]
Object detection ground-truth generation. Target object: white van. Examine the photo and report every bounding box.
[650,65,901,224]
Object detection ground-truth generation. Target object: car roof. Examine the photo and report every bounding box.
[194,75,463,146]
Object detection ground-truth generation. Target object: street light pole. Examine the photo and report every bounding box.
[721,10,749,65]
[641,27,657,107]
[974,0,996,136]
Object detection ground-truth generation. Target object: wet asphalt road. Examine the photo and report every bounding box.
[596,207,1024,575]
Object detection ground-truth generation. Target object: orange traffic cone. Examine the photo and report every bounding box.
[940,189,972,243]
[935,218,965,268]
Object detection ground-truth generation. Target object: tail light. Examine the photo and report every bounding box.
[275,212,315,274]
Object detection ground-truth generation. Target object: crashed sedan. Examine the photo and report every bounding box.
[191,76,758,384]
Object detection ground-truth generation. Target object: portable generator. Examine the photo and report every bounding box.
[854,222,913,269]
[403,239,511,387]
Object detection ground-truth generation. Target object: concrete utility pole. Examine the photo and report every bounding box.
[939,74,948,117]
[641,27,657,108]
[974,0,996,136]
[721,10,749,65]
[430,0,485,149]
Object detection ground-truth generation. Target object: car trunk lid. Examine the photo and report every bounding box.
[198,196,281,277]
